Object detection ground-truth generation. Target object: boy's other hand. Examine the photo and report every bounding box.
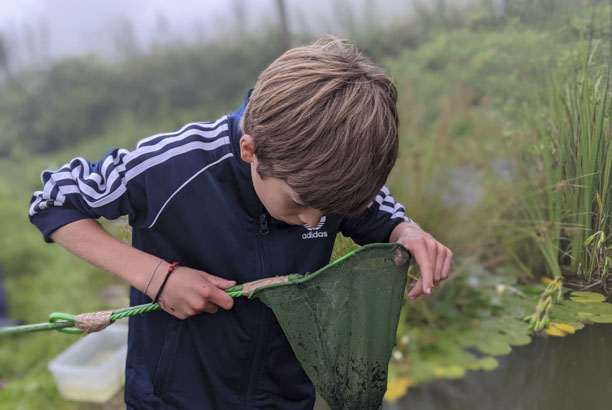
[150,265,236,320]
[390,222,453,300]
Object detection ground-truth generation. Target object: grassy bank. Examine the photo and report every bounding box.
[1,0,611,408]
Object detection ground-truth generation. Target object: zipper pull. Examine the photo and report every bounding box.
[259,213,269,235]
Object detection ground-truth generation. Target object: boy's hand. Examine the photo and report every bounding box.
[48,220,235,320]
[149,264,236,320]
[390,222,453,300]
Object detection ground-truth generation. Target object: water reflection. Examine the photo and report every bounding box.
[385,324,612,410]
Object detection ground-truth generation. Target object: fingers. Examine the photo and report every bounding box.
[203,302,218,314]
[203,272,237,290]
[434,244,445,282]
[402,239,453,301]
[412,244,434,295]
[407,278,423,299]
[204,283,235,311]
[426,241,439,284]
[157,267,237,319]
[441,248,453,280]
[200,272,236,310]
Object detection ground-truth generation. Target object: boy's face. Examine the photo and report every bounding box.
[240,135,324,228]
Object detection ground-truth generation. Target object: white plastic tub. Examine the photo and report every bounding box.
[48,324,128,403]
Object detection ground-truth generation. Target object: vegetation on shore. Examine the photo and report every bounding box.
[1,0,612,408]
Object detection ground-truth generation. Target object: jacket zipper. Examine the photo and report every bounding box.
[244,212,270,407]
[259,213,270,235]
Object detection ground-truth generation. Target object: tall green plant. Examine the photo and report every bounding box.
[513,41,612,283]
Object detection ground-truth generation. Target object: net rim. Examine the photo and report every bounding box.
[248,242,410,299]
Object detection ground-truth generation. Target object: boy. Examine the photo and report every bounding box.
[29,36,451,409]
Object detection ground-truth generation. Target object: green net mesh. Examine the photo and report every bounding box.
[250,243,409,410]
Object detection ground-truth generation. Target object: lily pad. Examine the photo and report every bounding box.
[548,304,586,330]
[577,311,612,323]
[384,377,414,403]
[387,262,612,394]
[454,322,513,356]
[467,356,499,372]
[570,291,606,303]
[544,327,566,337]
[487,317,532,346]
[559,300,612,324]
[548,322,575,334]
[503,297,536,319]
[433,364,466,379]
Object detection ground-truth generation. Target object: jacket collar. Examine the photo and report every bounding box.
[228,89,263,217]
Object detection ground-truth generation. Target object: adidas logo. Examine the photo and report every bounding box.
[302,231,328,239]
[302,216,328,239]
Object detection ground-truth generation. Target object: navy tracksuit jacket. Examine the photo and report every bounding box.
[29,94,410,409]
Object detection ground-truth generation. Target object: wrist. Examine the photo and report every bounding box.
[390,220,422,243]
[144,260,172,299]
[152,262,180,303]
[403,218,421,230]
[142,258,165,298]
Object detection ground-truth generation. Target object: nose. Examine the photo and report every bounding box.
[300,209,323,229]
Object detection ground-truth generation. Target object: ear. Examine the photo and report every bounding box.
[239,134,256,163]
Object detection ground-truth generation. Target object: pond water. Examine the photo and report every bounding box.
[384,324,612,410]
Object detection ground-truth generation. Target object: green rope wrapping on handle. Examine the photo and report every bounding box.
[0,283,247,337]
[0,244,407,338]
[0,273,306,337]
[110,303,160,321]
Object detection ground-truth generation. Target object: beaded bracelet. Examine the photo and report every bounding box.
[153,262,180,304]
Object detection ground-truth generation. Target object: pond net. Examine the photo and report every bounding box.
[249,243,409,410]
[0,243,409,410]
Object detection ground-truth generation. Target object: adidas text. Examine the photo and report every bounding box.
[302,231,328,239]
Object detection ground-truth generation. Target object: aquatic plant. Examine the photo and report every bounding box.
[510,32,612,288]
[523,277,564,331]
[384,262,612,402]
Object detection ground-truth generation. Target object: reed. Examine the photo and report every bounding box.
[511,34,612,284]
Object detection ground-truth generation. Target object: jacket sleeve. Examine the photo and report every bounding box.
[29,148,150,242]
[339,186,412,245]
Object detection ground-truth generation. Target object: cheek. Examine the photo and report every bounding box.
[260,190,289,216]
[270,202,294,218]
[267,199,301,222]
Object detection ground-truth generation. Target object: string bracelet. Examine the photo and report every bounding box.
[153,262,180,304]
[143,258,164,298]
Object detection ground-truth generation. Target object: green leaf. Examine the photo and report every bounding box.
[467,357,499,372]
[560,300,612,323]
[433,364,466,379]
[570,291,606,303]
[583,232,597,247]
[453,323,513,356]
[548,304,586,330]
[576,311,612,323]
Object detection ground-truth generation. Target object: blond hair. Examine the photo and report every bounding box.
[242,36,398,215]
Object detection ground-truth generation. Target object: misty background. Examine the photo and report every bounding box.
[3,1,611,409]
[1,0,511,156]
[0,0,440,71]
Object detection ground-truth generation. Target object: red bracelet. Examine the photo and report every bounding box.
[153,262,180,304]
